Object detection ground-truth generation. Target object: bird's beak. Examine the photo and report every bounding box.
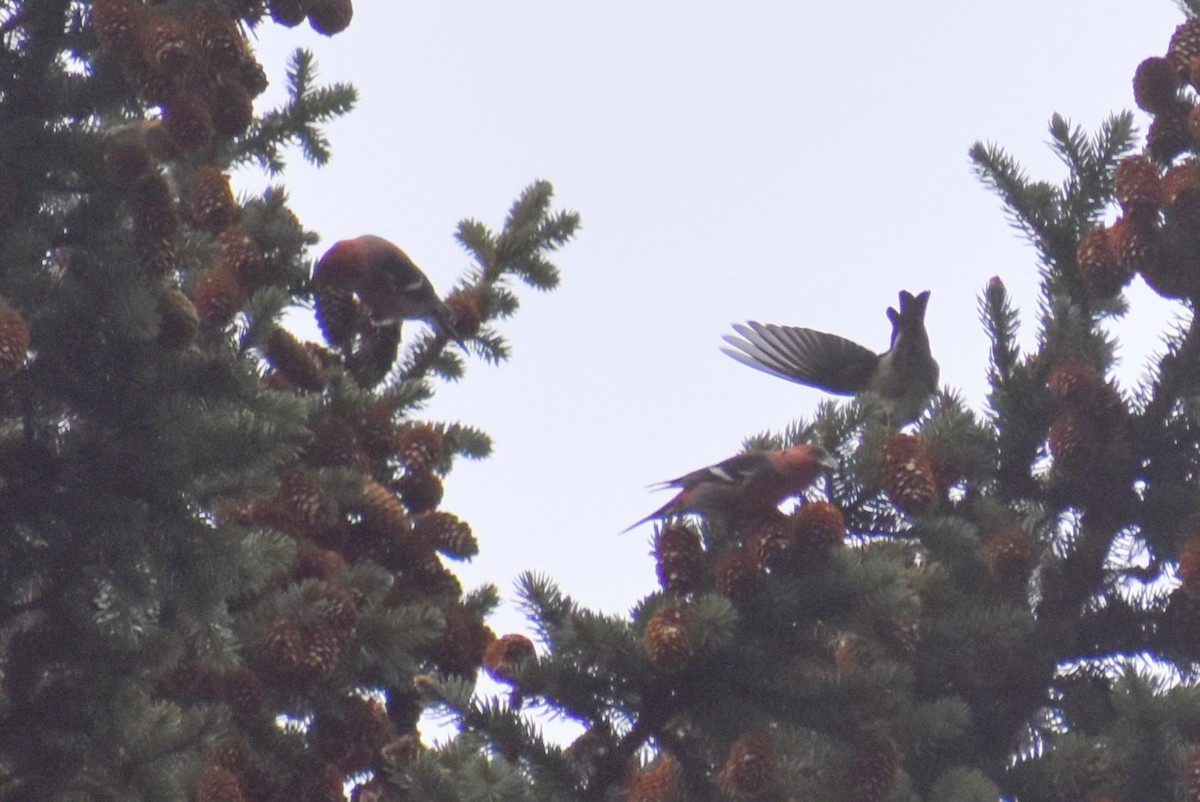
[819,452,838,470]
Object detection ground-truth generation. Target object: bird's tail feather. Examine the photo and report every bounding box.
[621,493,684,533]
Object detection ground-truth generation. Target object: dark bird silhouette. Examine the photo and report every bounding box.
[314,235,461,341]
[624,444,836,532]
[722,290,938,426]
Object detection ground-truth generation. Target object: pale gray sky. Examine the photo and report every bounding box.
[238,1,1185,637]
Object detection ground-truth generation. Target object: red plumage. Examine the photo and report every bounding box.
[625,444,836,532]
[314,235,461,340]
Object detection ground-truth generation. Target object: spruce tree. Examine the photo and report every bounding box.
[0,2,577,800]
[415,8,1200,802]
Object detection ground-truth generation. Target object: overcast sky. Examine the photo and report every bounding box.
[237,1,1186,637]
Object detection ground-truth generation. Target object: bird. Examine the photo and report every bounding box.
[721,290,938,427]
[624,443,837,532]
[314,235,461,341]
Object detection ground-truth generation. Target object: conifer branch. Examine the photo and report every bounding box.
[235,49,358,174]
[980,276,1021,381]
[970,141,1061,251]
[395,181,577,387]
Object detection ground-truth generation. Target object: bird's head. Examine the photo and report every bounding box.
[779,443,838,473]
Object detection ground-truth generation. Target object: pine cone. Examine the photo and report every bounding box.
[265,328,327,392]
[628,755,681,802]
[293,761,344,802]
[403,561,463,601]
[845,736,901,802]
[396,470,443,515]
[140,12,191,75]
[123,56,178,108]
[186,167,238,234]
[1190,56,1200,93]
[0,305,30,383]
[294,546,347,582]
[193,266,242,327]
[445,291,484,339]
[130,172,180,276]
[264,618,305,671]
[1115,155,1163,222]
[985,527,1037,593]
[1149,102,1193,164]
[301,627,344,680]
[1169,17,1200,78]
[211,734,253,774]
[190,5,245,72]
[130,172,179,241]
[644,606,694,674]
[1166,589,1200,658]
[237,58,270,98]
[1048,411,1099,473]
[220,668,266,719]
[1188,105,1200,151]
[274,469,334,532]
[106,141,155,187]
[320,585,360,631]
[1134,56,1181,114]
[351,778,391,802]
[482,633,535,684]
[162,92,214,153]
[307,0,353,35]
[716,731,777,800]
[1164,160,1200,220]
[379,728,422,766]
[1076,226,1131,297]
[305,416,365,469]
[714,547,762,603]
[315,286,359,349]
[745,515,798,573]
[1185,747,1200,802]
[157,284,199,348]
[830,631,870,677]
[379,515,441,574]
[793,501,846,562]
[395,424,444,471]
[880,433,937,516]
[312,711,369,773]
[269,0,309,26]
[196,765,246,802]
[1142,230,1200,299]
[654,522,706,594]
[92,0,144,52]
[416,511,478,559]
[209,80,255,139]
[1180,535,1200,598]
[218,226,266,291]
[358,403,399,461]
[345,696,396,760]
[433,604,492,677]
[1107,216,1159,274]
[359,477,411,539]
[155,662,217,702]
[1047,362,1119,417]
[564,728,616,773]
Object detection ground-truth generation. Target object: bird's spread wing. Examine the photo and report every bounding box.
[722,322,879,395]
